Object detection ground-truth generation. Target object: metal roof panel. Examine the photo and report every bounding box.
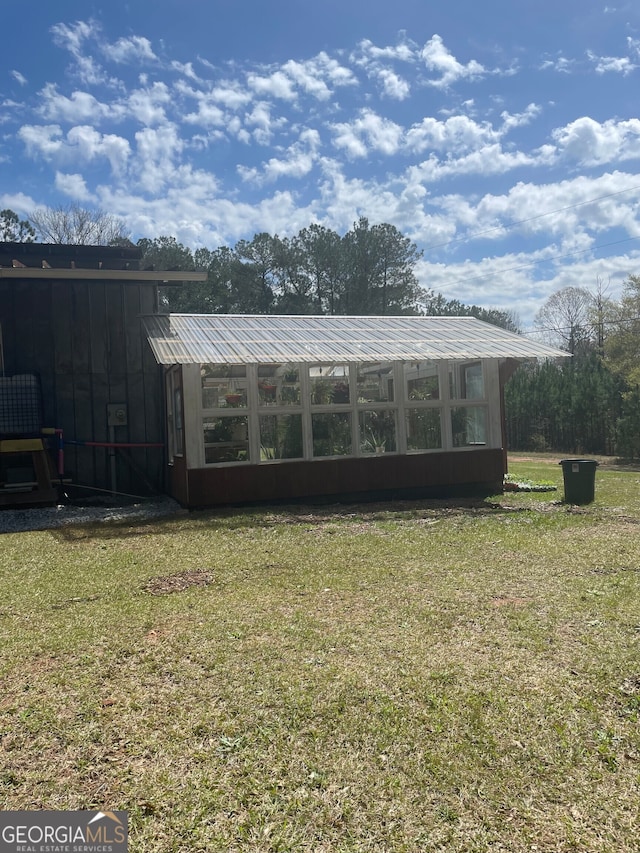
[142,314,568,364]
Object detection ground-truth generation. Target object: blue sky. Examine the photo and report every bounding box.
[2,0,640,327]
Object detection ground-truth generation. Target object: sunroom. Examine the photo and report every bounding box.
[143,314,565,507]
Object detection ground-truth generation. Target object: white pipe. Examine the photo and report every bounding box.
[109,424,117,496]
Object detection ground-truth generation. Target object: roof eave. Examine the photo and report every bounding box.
[0,268,207,282]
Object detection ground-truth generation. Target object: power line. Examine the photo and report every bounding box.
[528,314,640,336]
[424,182,640,253]
[433,234,640,292]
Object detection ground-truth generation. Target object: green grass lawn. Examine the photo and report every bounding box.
[1,456,639,852]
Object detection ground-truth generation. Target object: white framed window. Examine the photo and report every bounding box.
[405,408,442,451]
[359,409,397,454]
[203,416,250,463]
[195,357,499,465]
[309,364,350,406]
[201,364,248,409]
[256,363,302,407]
[356,362,395,403]
[311,411,352,457]
[259,413,304,460]
[405,361,440,402]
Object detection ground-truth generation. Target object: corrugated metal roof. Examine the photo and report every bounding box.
[142,314,569,364]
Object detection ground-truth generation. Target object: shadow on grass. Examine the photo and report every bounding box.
[50,495,551,543]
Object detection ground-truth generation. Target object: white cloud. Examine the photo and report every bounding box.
[11,70,27,86]
[50,20,115,86]
[93,132,131,175]
[331,109,403,158]
[18,123,131,175]
[539,55,576,73]
[1,99,22,112]
[244,102,288,145]
[282,59,332,100]
[18,124,65,159]
[421,173,640,257]
[10,19,638,326]
[350,38,414,99]
[0,192,39,218]
[50,20,95,54]
[209,82,253,110]
[103,35,157,64]
[245,52,357,105]
[247,70,297,101]
[404,107,541,159]
[133,124,184,192]
[553,117,640,166]
[178,79,253,121]
[376,68,411,100]
[316,158,421,234]
[97,182,317,249]
[171,60,201,81]
[54,171,94,201]
[238,128,321,185]
[313,52,359,88]
[408,144,548,184]
[183,97,226,128]
[587,50,636,75]
[127,82,172,125]
[421,35,486,88]
[37,84,121,123]
[500,103,542,132]
[355,38,417,64]
[67,125,131,174]
[405,115,499,154]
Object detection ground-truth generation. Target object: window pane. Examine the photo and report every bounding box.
[451,406,487,447]
[279,364,301,406]
[406,408,442,450]
[201,364,247,408]
[309,364,350,405]
[359,410,397,454]
[356,362,394,403]
[311,412,352,457]
[404,362,439,401]
[203,416,250,463]
[259,414,303,460]
[465,363,484,399]
[257,363,301,407]
[449,361,484,400]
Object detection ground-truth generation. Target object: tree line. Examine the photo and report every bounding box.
[505,279,640,459]
[10,203,640,459]
[139,225,519,326]
[0,205,518,326]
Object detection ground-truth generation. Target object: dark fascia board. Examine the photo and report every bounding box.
[0,241,142,270]
[0,268,207,282]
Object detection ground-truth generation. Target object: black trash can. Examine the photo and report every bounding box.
[559,458,598,504]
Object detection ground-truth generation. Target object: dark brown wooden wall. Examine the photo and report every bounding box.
[0,278,164,495]
[176,448,505,508]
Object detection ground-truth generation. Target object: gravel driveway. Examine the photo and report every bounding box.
[0,496,184,534]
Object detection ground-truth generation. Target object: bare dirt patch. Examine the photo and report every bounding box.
[143,569,213,595]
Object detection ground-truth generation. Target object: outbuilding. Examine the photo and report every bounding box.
[0,241,204,504]
[143,313,565,507]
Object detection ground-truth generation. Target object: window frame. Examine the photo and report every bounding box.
[193,358,501,467]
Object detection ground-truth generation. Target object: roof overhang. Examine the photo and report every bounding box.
[143,313,569,365]
[0,268,207,282]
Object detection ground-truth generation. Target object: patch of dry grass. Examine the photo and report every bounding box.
[1,459,639,851]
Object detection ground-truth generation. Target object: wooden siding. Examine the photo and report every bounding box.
[173,448,505,508]
[0,277,164,495]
